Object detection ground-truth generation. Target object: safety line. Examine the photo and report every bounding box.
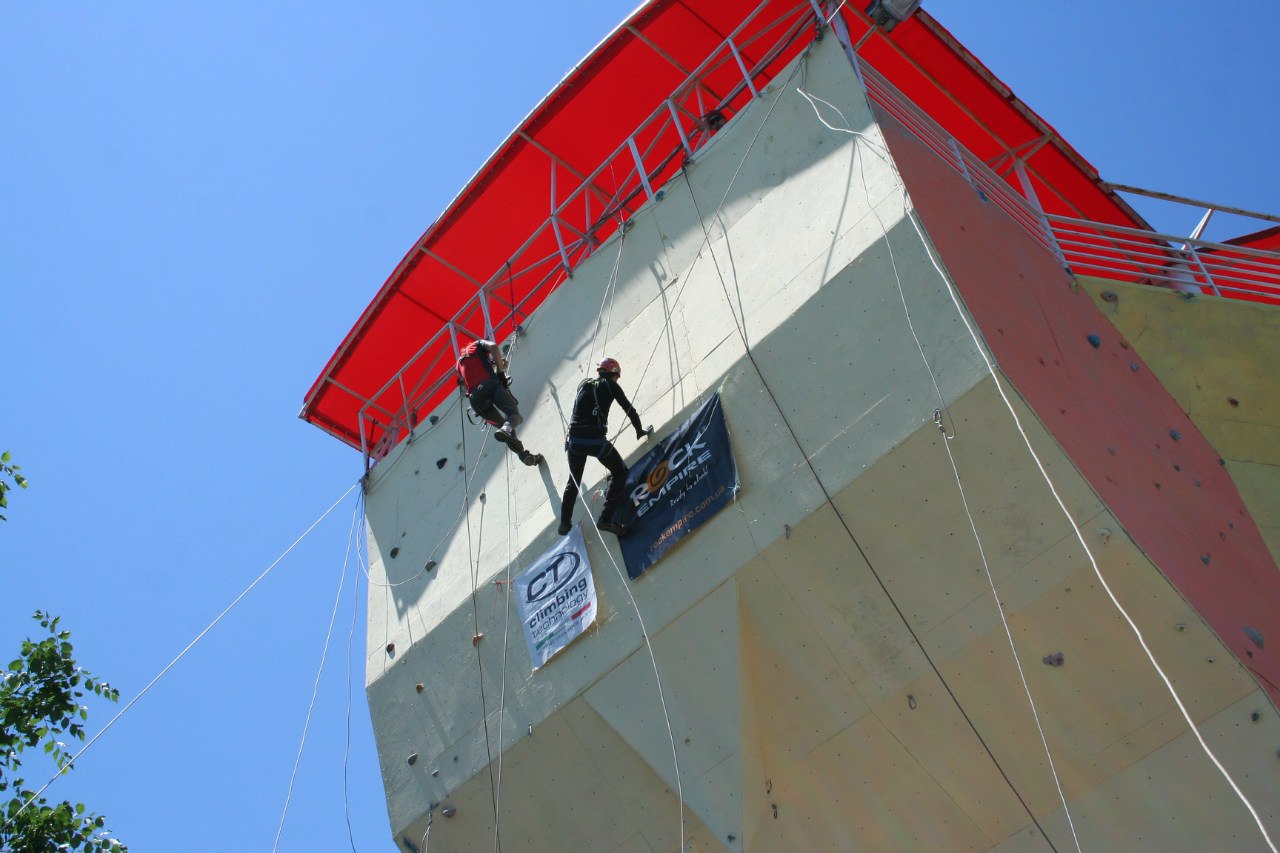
[793,69,1081,849]
[681,58,1065,849]
[587,220,629,375]
[491,448,518,853]
[562,208,688,853]
[272,496,361,851]
[565,453,687,853]
[0,481,360,830]
[343,492,364,853]
[904,200,1279,853]
[363,403,497,591]
[457,398,503,851]
[621,54,807,444]
[804,42,1276,853]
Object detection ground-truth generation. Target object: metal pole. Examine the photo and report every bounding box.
[549,160,574,275]
[627,136,656,201]
[667,98,693,157]
[1188,247,1221,297]
[1013,158,1070,271]
[726,37,760,99]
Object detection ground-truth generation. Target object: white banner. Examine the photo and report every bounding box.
[514,524,597,669]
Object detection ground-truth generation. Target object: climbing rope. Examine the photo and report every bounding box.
[343,496,364,853]
[272,497,363,851]
[798,40,1277,853]
[586,217,629,374]
[796,75,1083,850]
[0,482,361,831]
[457,397,503,851]
[678,49,1067,849]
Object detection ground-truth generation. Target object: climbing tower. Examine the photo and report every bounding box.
[302,2,1280,851]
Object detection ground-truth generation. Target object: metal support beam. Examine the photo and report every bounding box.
[726,37,760,99]
[627,136,656,202]
[1014,158,1070,270]
[667,98,693,157]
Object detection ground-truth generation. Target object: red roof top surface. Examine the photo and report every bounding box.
[301,1,1150,452]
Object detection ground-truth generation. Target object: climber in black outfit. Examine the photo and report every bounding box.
[558,357,651,536]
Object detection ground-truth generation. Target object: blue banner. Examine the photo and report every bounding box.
[617,393,738,579]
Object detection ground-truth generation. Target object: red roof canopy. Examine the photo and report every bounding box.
[302,1,1148,454]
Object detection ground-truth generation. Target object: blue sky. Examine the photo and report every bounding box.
[2,2,1276,851]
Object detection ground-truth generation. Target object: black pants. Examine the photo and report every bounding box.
[560,437,628,525]
[470,379,527,457]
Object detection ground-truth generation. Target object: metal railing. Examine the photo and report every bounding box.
[351,1,1280,469]
[353,0,818,467]
[855,56,1280,305]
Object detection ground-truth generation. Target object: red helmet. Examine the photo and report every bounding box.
[597,357,621,376]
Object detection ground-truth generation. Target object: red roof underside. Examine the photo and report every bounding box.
[301,1,1149,451]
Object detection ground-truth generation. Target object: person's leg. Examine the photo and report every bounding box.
[598,443,630,523]
[560,449,588,531]
[489,385,524,432]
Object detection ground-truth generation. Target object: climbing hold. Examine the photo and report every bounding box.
[390,547,400,559]
[772,804,779,819]
[1087,334,1101,348]
[479,492,486,503]
[1042,652,1065,667]
[1130,362,1140,372]
[1099,527,1112,544]
[1201,554,1211,565]
[435,457,447,469]
[1228,398,1240,408]
[1252,710,1263,723]
[415,683,425,694]
[1219,458,1226,466]
[907,694,917,710]
[1101,291,1118,303]
[1244,626,1265,649]
[655,189,665,201]
[784,524,792,540]
[442,806,457,819]
[431,769,439,777]
[1169,429,1182,441]
[429,414,439,425]
[424,560,437,572]
[1176,623,1187,632]
[407,753,418,766]
[472,633,484,646]
[386,642,396,656]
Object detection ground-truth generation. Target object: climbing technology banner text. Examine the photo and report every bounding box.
[514,525,597,669]
[619,393,738,579]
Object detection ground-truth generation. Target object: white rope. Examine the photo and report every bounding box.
[1,482,360,829]
[458,393,503,849]
[798,66,1084,852]
[574,511,686,852]
[910,199,1278,853]
[801,53,1277,853]
[549,380,685,852]
[272,496,361,851]
[491,448,518,853]
[342,493,364,853]
[587,221,629,374]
